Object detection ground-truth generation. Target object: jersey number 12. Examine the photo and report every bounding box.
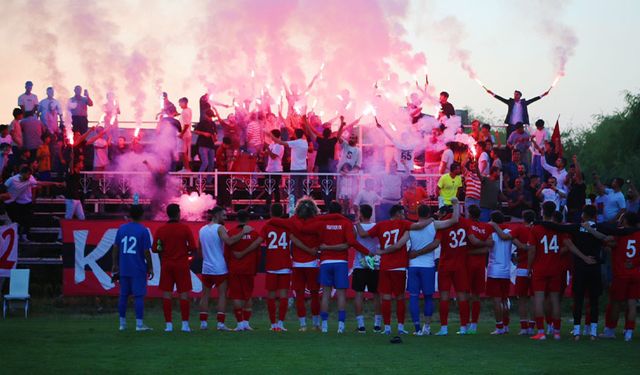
[121,236,137,255]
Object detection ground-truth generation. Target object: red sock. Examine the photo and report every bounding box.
[605,303,615,329]
[295,293,306,318]
[381,300,391,325]
[459,300,470,327]
[471,301,481,323]
[553,319,561,332]
[496,321,504,330]
[440,300,449,326]
[267,298,277,324]
[520,320,528,330]
[535,316,544,330]
[162,298,172,323]
[310,292,320,316]
[234,308,243,322]
[625,320,636,330]
[216,312,225,323]
[397,299,406,324]
[199,312,208,322]
[243,309,252,322]
[529,321,535,329]
[545,314,552,326]
[585,302,591,325]
[278,298,288,322]
[503,308,510,327]
[180,299,190,322]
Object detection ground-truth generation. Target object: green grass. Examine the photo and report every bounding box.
[2,300,639,374]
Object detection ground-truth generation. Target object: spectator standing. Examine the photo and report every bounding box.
[215,137,238,209]
[527,175,542,216]
[265,129,284,207]
[20,114,46,157]
[439,142,455,175]
[194,109,217,184]
[38,87,63,134]
[565,156,586,223]
[36,133,53,183]
[506,177,532,218]
[438,91,455,121]
[437,162,462,207]
[88,127,111,172]
[10,108,24,152]
[530,119,549,179]
[479,166,507,222]
[353,178,381,220]
[68,85,93,134]
[477,141,492,177]
[306,118,346,208]
[483,87,550,137]
[536,176,566,212]
[627,181,639,214]
[378,161,403,221]
[463,160,482,217]
[504,149,528,188]
[18,81,38,118]
[403,175,428,221]
[594,176,627,223]
[506,123,531,167]
[269,127,308,200]
[178,97,192,171]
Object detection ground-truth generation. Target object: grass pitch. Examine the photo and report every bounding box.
[2,300,639,374]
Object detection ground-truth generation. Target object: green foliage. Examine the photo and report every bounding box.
[562,92,640,184]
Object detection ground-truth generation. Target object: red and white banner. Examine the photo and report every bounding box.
[0,223,18,277]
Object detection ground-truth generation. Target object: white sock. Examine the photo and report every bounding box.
[201,321,208,328]
[119,317,126,326]
[469,323,477,331]
[278,320,284,328]
[538,329,544,334]
[384,324,391,332]
[573,324,580,335]
[312,315,320,326]
[440,325,448,333]
[321,320,328,330]
[374,315,382,327]
[422,323,430,331]
[166,322,173,330]
[398,323,405,331]
[590,323,598,336]
[356,315,365,328]
[299,317,307,327]
[338,321,345,330]
[271,323,277,329]
[182,321,190,329]
[459,325,467,333]
[136,319,143,327]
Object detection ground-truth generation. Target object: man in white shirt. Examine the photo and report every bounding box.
[5,166,62,242]
[38,87,62,134]
[439,142,455,175]
[478,140,492,177]
[530,119,549,179]
[541,155,569,192]
[18,81,38,118]
[265,129,285,206]
[178,97,193,171]
[353,178,381,220]
[270,128,308,199]
[336,131,362,209]
[536,176,566,212]
[198,206,251,331]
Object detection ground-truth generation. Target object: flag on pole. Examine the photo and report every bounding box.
[551,115,563,157]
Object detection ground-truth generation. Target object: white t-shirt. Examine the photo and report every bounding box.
[180,108,192,137]
[541,188,563,210]
[5,175,37,204]
[287,139,308,171]
[409,222,437,268]
[18,93,38,112]
[93,138,110,168]
[394,146,414,172]
[354,190,381,207]
[337,142,361,171]
[487,230,513,279]
[440,149,454,173]
[353,223,378,270]
[510,101,524,124]
[39,98,62,133]
[199,223,228,275]
[266,143,284,172]
[531,128,549,156]
[479,152,490,176]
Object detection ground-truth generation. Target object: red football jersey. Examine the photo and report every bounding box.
[225,225,260,274]
[153,221,196,263]
[466,220,493,268]
[530,225,564,277]
[260,221,292,271]
[436,218,471,271]
[508,223,533,268]
[612,231,640,279]
[270,215,320,264]
[367,219,412,270]
[302,214,369,263]
[558,232,573,271]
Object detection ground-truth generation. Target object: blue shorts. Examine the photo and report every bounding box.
[120,276,147,297]
[320,262,349,289]
[407,267,436,296]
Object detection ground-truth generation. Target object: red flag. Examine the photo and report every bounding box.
[551,117,563,157]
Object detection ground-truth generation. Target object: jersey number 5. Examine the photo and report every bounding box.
[267,231,288,250]
[626,240,637,258]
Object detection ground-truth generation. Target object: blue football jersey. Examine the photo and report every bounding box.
[115,222,152,278]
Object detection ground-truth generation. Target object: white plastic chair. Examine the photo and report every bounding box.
[3,269,30,318]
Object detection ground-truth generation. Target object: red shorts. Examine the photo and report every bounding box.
[559,268,570,294]
[377,270,407,296]
[292,267,320,292]
[486,277,511,298]
[201,274,227,289]
[467,260,486,295]
[266,273,292,291]
[438,268,469,293]
[228,274,255,300]
[609,277,640,301]
[159,261,192,293]
[531,274,561,293]
[515,276,533,297]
